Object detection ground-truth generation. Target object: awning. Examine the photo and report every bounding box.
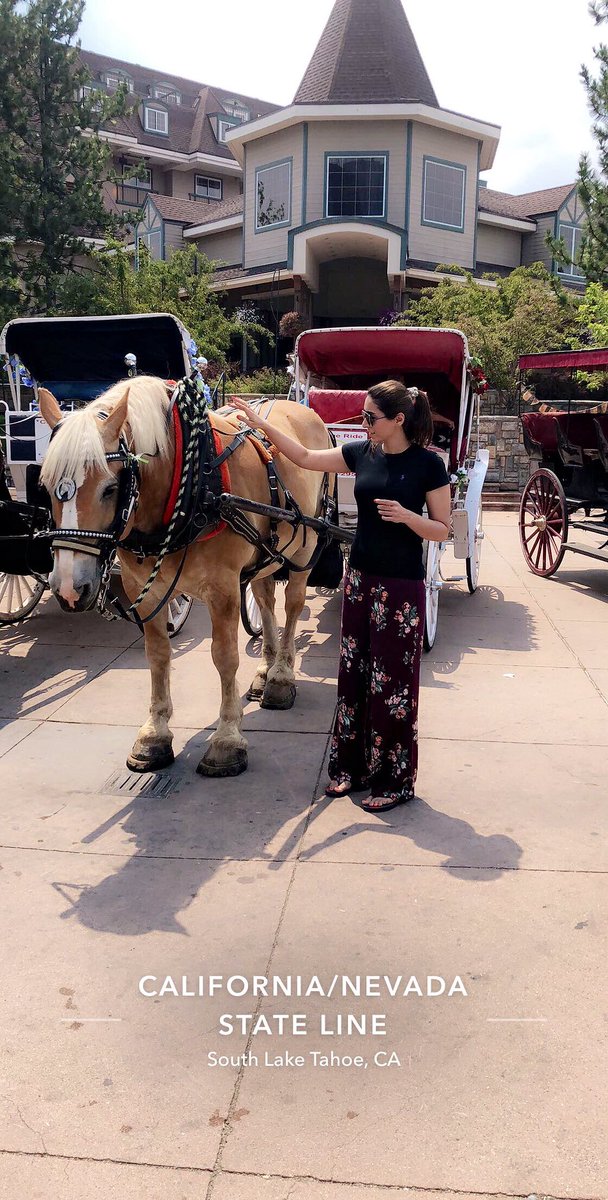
[296,327,468,393]
[519,348,608,372]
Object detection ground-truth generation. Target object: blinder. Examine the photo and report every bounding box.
[49,432,141,560]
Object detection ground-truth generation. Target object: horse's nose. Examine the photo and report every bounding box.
[56,578,96,610]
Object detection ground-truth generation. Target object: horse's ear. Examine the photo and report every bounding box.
[38,388,63,429]
[100,388,129,442]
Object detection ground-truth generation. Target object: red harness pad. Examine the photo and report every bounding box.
[162,406,231,541]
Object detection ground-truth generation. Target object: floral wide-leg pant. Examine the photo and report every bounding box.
[328,565,426,802]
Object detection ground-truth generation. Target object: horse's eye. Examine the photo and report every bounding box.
[102,483,118,501]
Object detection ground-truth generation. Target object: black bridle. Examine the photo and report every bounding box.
[49,425,141,607]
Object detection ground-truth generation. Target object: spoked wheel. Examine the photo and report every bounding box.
[0,571,47,624]
[519,468,568,577]
[166,593,193,638]
[466,497,484,593]
[241,582,262,638]
[423,540,442,652]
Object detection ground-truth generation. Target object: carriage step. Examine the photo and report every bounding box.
[564,541,608,563]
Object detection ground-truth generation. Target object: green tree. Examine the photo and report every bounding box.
[402,264,578,406]
[549,0,608,280]
[56,243,271,369]
[0,0,126,313]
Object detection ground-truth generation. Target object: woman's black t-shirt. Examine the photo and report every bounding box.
[341,440,450,580]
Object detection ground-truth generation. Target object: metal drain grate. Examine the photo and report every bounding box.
[100,769,177,798]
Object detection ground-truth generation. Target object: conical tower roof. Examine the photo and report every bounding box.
[294,0,438,107]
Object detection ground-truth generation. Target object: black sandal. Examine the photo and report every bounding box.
[324,776,370,798]
[361,787,415,813]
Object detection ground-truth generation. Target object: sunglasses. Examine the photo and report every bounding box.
[361,410,390,427]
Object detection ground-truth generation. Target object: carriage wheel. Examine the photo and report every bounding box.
[423,540,441,652]
[466,496,484,593]
[519,469,568,578]
[241,582,263,638]
[0,571,47,624]
[166,593,193,638]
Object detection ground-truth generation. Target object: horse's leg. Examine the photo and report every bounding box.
[247,575,280,701]
[126,606,175,772]
[198,582,248,778]
[261,569,308,710]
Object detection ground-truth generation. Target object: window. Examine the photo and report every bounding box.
[123,164,152,189]
[326,155,386,218]
[223,98,250,123]
[422,158,466,231]
[143,106,168,135]
[195,175,223,200]
[256,161,291,230]
[557,224,584,277]
[153,84,181,105]
[217,117,238,143]
[104,71,133,92]
[138,230,162,261]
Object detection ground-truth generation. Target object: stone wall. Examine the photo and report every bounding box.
[471,416,529,490]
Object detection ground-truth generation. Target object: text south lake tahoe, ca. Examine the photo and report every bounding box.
[207,1050,402,1069]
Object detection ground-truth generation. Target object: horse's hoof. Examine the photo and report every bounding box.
[196,748,248,777]
[126,745,175,773]
[261,683,297,710]
[246,686,264,702]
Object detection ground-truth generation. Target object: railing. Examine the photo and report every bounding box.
[115,184,156,207]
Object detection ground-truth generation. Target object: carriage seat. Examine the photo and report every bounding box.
[554,413,601,467]
[308,389,367,424]
[594,414,608,471]
[520,412,559,458]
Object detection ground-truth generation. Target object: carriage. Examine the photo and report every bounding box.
[518,348,608,577]
[0,313,197,630]
[293,325,489,648]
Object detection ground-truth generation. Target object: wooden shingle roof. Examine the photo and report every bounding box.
[294,0,438,106]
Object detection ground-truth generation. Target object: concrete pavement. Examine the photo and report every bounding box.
[0,512,607,1199]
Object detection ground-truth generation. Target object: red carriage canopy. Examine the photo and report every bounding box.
[296,327,468,394]
[519,348,608,372]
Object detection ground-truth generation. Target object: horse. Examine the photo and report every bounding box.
[38,377,335,778]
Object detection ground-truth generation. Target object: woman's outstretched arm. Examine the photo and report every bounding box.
[228,396,350,473]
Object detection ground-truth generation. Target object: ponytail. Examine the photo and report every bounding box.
[404,387,433,447]
[367,381,434,447]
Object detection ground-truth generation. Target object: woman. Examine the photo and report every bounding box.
[230,381,451,813]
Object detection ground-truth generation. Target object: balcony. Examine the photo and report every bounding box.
[188,193,223,204]
[115,183,156,208]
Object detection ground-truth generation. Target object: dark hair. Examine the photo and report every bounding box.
[367,380,433,447]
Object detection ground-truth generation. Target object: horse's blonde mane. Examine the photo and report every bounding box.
[40,375,171,489]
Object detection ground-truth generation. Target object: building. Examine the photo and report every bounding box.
[80,0,585,338]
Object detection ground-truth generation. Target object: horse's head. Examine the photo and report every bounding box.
[39,386,134,611]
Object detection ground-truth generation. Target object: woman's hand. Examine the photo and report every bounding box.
[229,396,264,431]
[374,499,410,524]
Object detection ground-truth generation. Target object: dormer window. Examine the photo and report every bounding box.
[214,114,240,143]
[222,98,250,123]
[153,83,181,105]
[103,70,133,93]
[143,104,168,135]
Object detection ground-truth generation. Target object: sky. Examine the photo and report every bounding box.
[78,0,601,195]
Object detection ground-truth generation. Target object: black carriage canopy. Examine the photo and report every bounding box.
[3,314,190,402]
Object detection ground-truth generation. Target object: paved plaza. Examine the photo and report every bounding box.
[0,511,607,1199]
